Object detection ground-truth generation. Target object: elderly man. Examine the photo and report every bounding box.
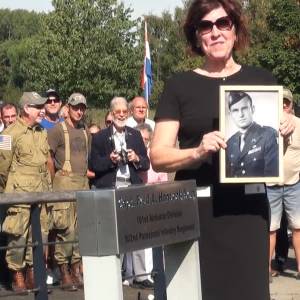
[1,103,18,129]
[126,96,155,130]
[89,96,150,287]
[267,88,300,279]
[47,93,89,291]
[0,92,50,292]
[89,96,149,187]
[226,91,279,177]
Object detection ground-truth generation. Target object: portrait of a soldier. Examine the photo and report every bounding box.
[226,91,279,177]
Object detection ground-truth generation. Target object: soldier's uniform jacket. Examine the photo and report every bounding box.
[0,117,50,203]
[226,122,279,177]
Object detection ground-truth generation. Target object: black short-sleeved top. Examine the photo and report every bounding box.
[155,65,276,186]
[155,66,276,300]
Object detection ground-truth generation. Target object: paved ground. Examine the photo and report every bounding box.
[0,248,299,300]
[0,285,153,299]
[270,249,300,300]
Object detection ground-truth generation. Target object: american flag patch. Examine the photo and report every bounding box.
[0,135,12,150]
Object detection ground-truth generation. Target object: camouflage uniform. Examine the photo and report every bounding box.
[0,117,51,271]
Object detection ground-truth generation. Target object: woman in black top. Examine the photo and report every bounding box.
[150,1,294,299]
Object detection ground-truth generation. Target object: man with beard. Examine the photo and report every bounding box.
[89,96,149,188]
[89,96,150,287]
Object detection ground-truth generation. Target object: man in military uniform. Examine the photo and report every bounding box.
[47,93,89,291]
[226,91,278,177]
[0,92,50,292]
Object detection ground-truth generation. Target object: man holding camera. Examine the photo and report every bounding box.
[89,97,150,287]
[89,96,149,188]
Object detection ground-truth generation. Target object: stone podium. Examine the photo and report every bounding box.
[77,180,202,300]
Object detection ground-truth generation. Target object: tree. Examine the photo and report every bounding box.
[22,0,141,107]
[241,0,300,101]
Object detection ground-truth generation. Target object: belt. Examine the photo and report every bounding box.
[116,177,131,183]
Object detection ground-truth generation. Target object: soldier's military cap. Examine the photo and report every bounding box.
[228,91,252,110]
[283,88,293,103]
[19,92,47,107]
[67,93,87,107]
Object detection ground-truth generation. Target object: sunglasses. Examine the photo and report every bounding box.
[46,98,60,104]
[196,16,233,35]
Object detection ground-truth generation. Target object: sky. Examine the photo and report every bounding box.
[0,0,184,18]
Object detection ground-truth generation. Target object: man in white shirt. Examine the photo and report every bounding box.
[126,96,155,131]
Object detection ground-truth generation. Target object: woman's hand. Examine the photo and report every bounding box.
[194,131,227,160]
[280,112,295,138]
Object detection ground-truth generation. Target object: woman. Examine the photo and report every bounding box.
[150,0,294,299]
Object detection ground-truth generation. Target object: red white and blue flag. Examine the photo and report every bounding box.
[0,135,11,150]
[141,20,153,104]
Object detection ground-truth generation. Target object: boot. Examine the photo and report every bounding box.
[11,270,27,293]
[25,266,34,290]
[70,261,84,289]
[59,264,77,291]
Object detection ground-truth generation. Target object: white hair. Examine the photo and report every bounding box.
[110,97,128,112]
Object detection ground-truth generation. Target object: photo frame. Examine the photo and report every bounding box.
[219,85,283,183]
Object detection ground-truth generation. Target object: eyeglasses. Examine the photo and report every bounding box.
[134,106,147,110]
[114,109,128,115]
[46,98,60,104]
[196,16,233,35]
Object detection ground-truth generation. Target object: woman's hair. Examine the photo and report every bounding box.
[183,0,249,56]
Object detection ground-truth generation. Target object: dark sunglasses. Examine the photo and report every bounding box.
[46,98,60,104]
[196,16,233,35]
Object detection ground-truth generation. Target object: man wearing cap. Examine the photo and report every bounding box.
[267,88,300,279]
[40,89,63,130]
[226,91,279,177]
[0,92,50,292]
[47,92,89,291]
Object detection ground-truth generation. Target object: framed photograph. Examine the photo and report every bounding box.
[219,85,283,183]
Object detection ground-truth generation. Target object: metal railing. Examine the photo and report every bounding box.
[0,191,76,300]
[0,191,167,300]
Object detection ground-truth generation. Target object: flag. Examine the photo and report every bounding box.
[141,20,153,104]
[0,135,11,150]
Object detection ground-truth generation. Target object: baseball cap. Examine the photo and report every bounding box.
[283,88,293,103]
[19,92,47,107]
[67,93,87,107]
[46,89,59,99]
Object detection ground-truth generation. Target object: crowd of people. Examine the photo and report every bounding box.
[0,90,167,293]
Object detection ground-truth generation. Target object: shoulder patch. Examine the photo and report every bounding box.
[0,135,12,150]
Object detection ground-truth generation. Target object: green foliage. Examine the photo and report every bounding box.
[0,0,298,107]
[22,0,141,107]
[0,9,42,42]
[242,0,300,102]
